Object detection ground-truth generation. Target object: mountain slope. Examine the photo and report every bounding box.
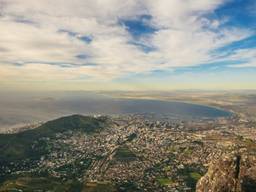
[0,114,109,162]
[196,152,256,192]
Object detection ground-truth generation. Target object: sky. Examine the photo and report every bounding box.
[0,0,255,91]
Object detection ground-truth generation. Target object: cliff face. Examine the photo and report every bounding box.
[196,152,256,192]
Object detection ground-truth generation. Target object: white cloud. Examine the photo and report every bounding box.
[0,0,255,83]
[230,61,256,68]
[228,49,256,68]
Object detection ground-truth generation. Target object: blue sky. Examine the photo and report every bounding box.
[0,0,255,90]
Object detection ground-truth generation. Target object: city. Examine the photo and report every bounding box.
[1,107,255,191]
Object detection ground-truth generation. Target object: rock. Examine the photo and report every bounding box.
[196,152,256,192]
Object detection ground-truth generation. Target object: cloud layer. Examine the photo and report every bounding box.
[0,0,255,86]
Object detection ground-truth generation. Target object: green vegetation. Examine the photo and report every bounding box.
[127,133,137,142]
[0,115,109,162]
[0,176,82,192]
[117,181,140,192]
[178,165,203,190]
[83,181,115,192]
[169,146,178,153]
[183,147,193,156]
[37,114,108,135]
[189,172,202,181]
[157,177,174,186]
[114,145,137,161]
[163,165,171,172]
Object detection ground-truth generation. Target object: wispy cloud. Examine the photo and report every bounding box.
[0,0,255,85]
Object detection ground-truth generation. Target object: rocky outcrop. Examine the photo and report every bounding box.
[196,151,256,192]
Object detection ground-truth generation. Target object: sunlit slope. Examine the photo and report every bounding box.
[0,115,109,162]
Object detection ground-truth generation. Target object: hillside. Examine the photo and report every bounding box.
[196,152,256,192]
[0,115,109,162]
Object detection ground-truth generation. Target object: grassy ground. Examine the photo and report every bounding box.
[157,177,174,186]
[0,176,82,192]
[114,145,137,161]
